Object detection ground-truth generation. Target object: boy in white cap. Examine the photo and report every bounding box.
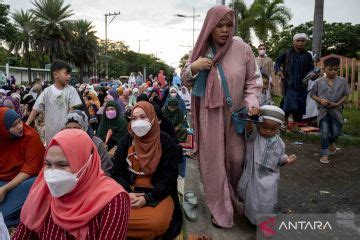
[237,105,296,225]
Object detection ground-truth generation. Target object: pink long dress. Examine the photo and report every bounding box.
[181,38,262,227]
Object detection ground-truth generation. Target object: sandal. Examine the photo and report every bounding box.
[184,191,198,206]
[320,156,330,164]
[211,215,223,229]
[182,201,197,222]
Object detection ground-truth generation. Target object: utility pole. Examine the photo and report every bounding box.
[174,8,200,49]
[138,39,148,53]
[105,11,120,79]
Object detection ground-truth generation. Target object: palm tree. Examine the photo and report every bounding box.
[312,0,324,61]
[71,19,98,83]
[31,0,73,62]
[10,9,34,82]
[230,0,252,43]
[250,0,292,43]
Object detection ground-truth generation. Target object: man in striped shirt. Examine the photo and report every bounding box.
[26,60,82,145]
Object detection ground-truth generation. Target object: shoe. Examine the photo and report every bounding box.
[329,143,337,155]
[182,201,197,222]
[184,191,198,207]
[320,156,330,164]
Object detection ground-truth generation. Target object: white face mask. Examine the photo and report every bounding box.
[259,49,266,56]
[170,92,177,97]
[131,119,152,137]
[44,154,92,198]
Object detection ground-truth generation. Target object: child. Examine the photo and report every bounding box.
[237,105,296,225]
[26,60,82,145]
[259,73,272,106]
[310,57,350,164]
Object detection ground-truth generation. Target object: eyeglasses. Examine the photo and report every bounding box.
[296,39,306,42]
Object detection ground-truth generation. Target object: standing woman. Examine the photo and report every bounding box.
[13,129,130,240]
[181,6,262,228]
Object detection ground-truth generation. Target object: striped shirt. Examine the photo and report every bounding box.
[33,84,82,145]
[13,193,130,240]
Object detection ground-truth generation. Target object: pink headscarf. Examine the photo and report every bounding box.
[20,129,128,239]
[191,5,234,109]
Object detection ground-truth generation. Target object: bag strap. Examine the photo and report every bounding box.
[217,63,233,108]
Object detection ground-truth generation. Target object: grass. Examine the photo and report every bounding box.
[271,95,360,147]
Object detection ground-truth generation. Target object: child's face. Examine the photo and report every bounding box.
[257,119,279,138]
[262,78,269,91]
[324,65,339,79]
[54,69,71,85]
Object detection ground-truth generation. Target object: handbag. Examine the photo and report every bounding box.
[217,63,247,135]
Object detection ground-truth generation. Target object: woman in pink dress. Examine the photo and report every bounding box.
[181,5,262,228]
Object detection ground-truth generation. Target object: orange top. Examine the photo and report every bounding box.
[0,107,45,181]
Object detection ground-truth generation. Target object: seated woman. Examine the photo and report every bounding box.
[164,86,187,115]
[13,129,130,240]
[0,107,44,227]
[96,101,128,150]
[65,110,113,175]
[111,101,182,239]
[162,97,188,143]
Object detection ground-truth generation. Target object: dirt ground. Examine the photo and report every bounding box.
[277,137,360,214]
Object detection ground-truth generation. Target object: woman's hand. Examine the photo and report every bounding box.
[191,57,214,75]
[248,107,260,116]
[130,193,147,208]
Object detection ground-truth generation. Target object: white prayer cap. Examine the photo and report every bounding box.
[260,105,285,125]
[293,33,308,41]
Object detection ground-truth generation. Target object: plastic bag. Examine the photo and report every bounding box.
[0,212,10,240]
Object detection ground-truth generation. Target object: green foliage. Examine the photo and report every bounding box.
[96,40,174,78]
[179,53,189,69]
[230,0,291,43]
[31,0,74,61]
[267,21,360,59]
[0,3,17,42]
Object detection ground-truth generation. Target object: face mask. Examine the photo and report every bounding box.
[106,109,117,119]
[131,119,152,137]
[259,49,266,56]
[44,154,92,198]
[170,92,177,97]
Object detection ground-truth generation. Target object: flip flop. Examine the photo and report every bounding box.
[184,191,198,206]
[182,201,197,222]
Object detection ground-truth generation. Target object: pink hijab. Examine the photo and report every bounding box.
[191,5,234,109]
[20,129,128,239]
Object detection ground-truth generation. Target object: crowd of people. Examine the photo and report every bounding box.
[0,4,351,240]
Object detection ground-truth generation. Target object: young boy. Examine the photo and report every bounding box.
[259,73,272,106]
[310,57,350,164]
[237,105,296,225]
[26,60,82,145]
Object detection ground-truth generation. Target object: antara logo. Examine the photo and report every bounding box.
[279,221,333,230]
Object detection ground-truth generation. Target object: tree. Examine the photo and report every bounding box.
[268,22,360,59]
[31,0,73,62]
[10,9,35,82]
[230,0,252,43]
[71,19,98,82]
[0,3,17,42]
[250,0,291,43]
[312,0,324,60]
[179,53,189,69]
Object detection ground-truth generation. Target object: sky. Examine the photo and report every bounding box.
[4,0,360,70]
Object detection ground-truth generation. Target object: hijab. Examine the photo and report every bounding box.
[20,129,127,240]
[191,5,234,109]
[107,89,125,115]
[129,101,162,174]
[96,101,128,144]
[162,97,184,126]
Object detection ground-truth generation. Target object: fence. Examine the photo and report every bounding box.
[271,54,360,109]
